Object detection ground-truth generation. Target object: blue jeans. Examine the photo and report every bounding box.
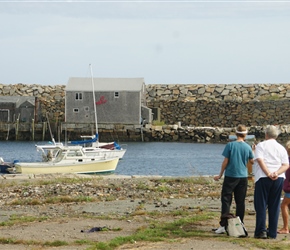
[220,176,248,223]
[254,177,283,238]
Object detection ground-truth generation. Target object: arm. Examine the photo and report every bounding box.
[275,163,289,176]
[256,159,289,180]
[256,158,271,177]
[214,158,229,181]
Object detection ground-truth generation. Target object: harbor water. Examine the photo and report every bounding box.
[0,141,226,177]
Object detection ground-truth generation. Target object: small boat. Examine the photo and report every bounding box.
[69,134,127,159]
[14,145,119,174]
[0,157,15,174]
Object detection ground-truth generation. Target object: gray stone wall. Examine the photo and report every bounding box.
[146,84,290,127]
[1,82,290,127]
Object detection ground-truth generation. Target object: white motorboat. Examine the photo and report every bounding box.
[14,145,119,174]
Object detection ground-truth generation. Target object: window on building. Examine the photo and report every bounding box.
[114,92,119,98]
[75,92,83,100]
[73,108,79,113]
[84,106,89,112]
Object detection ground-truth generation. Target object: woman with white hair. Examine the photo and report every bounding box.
[253,125,289,239]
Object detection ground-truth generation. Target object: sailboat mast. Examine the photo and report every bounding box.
[90,64,98,137]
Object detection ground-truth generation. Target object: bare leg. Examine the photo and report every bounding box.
[278,197,290,234]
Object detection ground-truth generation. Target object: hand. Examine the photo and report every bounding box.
[214,175,220,181]
[268,172,278,180]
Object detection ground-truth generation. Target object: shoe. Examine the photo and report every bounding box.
[215,226,226,234]
[254,231,267,239]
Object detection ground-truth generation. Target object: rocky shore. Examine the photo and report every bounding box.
[0,174,289,250]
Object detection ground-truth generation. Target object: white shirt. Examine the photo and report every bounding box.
[253,139,288,183]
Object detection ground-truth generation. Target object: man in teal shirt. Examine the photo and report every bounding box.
[214,124,254,234]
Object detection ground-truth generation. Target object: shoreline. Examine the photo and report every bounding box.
[0,173,216,180]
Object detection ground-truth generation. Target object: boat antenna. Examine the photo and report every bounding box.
[46,112,56,145]
[90,64,99,141]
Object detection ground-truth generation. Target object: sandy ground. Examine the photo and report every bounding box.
[0,174,289,250]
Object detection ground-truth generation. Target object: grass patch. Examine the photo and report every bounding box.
[9,195,96,205]
[152,120,165,126]
[86,211,290,250]
[0,214,49,227]
[89,213,213,250]
[43,240,68,246]
[0,237,71,248]
[88,212,216,250]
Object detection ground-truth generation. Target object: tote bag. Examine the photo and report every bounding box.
[226,216,248,237]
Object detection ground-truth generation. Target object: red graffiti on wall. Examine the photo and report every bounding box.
[96,96,107,105]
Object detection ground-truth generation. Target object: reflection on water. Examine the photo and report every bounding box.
[0,141,225,177]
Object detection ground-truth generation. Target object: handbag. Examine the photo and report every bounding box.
[226,216,248,237]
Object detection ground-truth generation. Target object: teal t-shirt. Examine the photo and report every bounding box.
[222,141,254,178]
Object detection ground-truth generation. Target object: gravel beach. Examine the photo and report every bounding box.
[0,173,289,250]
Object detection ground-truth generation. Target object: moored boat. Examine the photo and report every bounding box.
[0,157,15,174]
[14,145,119,174]
[70,134,127,159]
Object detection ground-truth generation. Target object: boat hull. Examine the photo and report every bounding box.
[15,157,119,175]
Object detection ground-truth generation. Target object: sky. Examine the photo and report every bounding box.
[0,0,290,85]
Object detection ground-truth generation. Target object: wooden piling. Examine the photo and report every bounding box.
[42,122,46,141]
[31,119,35,141]
[15,118,19,141]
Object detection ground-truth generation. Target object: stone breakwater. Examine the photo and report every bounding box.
[146,83,290,102]
[138,124,290,143]
[146,83,290,127]
[1,83,290,142]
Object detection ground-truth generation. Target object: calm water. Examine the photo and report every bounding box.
[0,141,225,177]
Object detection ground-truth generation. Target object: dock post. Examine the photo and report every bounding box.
[32,119,35,141]
[42,122,46,141]
[15,118,19,140]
